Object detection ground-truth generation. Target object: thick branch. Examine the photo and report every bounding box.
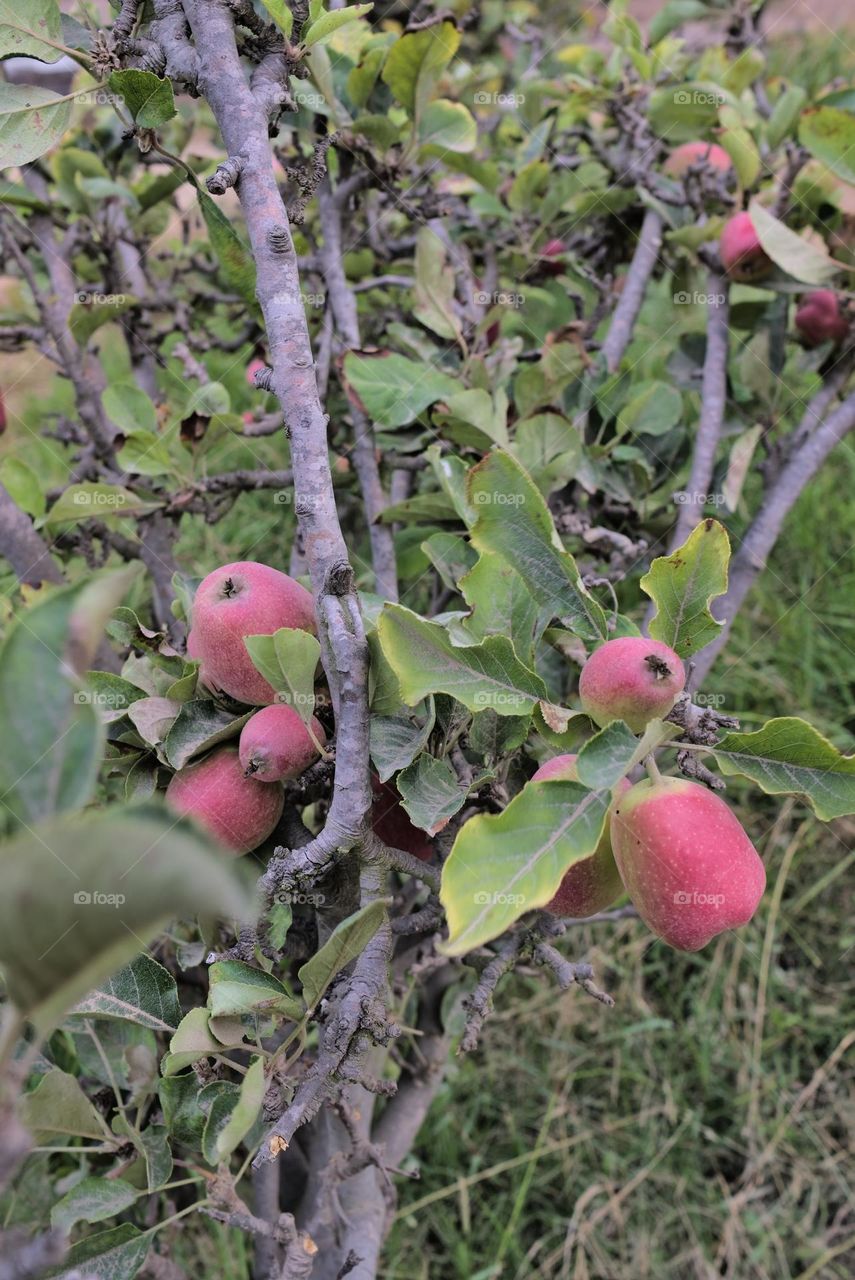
[599,208,663,374]
[693,386,855,683]
[670,270,730,548]
[0,484,64,587]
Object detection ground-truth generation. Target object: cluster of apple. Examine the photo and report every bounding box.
[662,139,851,348]
[165,562,327,854]
[536,636,766,953]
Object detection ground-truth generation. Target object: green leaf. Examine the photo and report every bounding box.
[343,352,458,428]
[412,225,461,342]
[575,719,680,790]
[748,200,840,286]
[711,717,855,820]
[103,381,157,432]
[0,806,249,1032]
[381,20,459,117]
[377,603,547,716]
[201,1082,241,1167]
[163,699,252,769]
[45,1224,149,1280]
[303,3,373,47]
[197,188,257,307]
[244,628,321,722]
[0,572,137,827]
[259,0,293,38]
[216,1055,265,1160]
[0,0,63,62]
[641,518,730,657]
[468,450,607,642]
[460,552,538,654]
[67,955,181,1032]
[799,105,855,186]
[158,1072,207,1147]
[396,753,473,832]
[108,70,176,128]
[616,381,683,437]
[440,781,610,955]
[370,702,435,782]
[418,99,477,152]
[19,1069,109,1141]
[44,483,161,526]
[0,83,71,167]
[208,961,303,1021]
[649,0,711,43]
[117,430,173,477]
[298,900,388,1010]
[69,293,138,345]
[421,532,477,591]
[51,1178,139,1235]
[0,455,45,517]
[512,414,581,495]
[138,1124,172,1190]
[162,1008,223,1076]
[766,85,807,149]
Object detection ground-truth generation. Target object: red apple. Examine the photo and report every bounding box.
[720,212,772,283]
[239,704,325,782]
[579,636,685,734]
[371,775,435,861]
[664,141,732,179]
[166,746,284,854]
[610,776,766,951]
[795,290,850,348]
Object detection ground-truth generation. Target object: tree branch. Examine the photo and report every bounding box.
[599,208,663,374]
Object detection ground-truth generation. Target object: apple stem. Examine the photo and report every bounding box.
[644,753,663,784]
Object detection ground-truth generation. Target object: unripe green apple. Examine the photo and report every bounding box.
[663,141,732,178]
[795,290,850,348]
[532,754,630,917]
[239,704,325,782]
[610,776,766,951]
[719,211,772,283]
[165,746,284,854]
[187,561,316,706]
[579,636,685,733]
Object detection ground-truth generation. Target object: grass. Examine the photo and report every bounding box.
[382,449,855,1279]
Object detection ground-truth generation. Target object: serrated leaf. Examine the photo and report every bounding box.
[370,701,435,782]
[798,105,855,186]
[208,960,303,1021]
[164,699,252,769]
[468,450,607,642]
[749,200,840,286]
[0,0,63,62]
[0,806,249,1032]
[381,20,459,117]
[68,955,181,1032]
[440,781,610,955]
[298,900,388,1010]
[50,1178,139,1235]
[45,1223,149,1280]
[216,1056,265,1160]
[0,572,137,828]
[616,381,683,437]
[460,552,538,657]
[342,352,458,428]
[108,70,176,128]
[19,1069,109,1141]
[396,753,476,832]
[641,518,729,657]
[712,716,855,819]
[201,1082,241,1167]
[575,719,680,790]
[197,188,257,307]
[303,3,372,47]
[0,83,71,168]
[244,628,321,722]
[377,603,547,716]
